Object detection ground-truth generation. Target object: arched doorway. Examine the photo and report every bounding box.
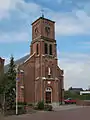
[45,87,52,103]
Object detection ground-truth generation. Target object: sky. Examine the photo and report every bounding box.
[0,0,90,90]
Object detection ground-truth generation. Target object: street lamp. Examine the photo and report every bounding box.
[15,65,19,115]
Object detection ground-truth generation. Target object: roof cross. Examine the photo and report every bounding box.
[41,9,44,18]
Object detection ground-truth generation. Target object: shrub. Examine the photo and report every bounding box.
[33,106,38,110]
[44,104,53,111]
[37,101,44,110]
[18,105,26,114]
[18,102,27,106]
[27,103,33,107]
[34,101,53,111]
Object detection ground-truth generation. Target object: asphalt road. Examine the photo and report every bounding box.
[1,106,90,120]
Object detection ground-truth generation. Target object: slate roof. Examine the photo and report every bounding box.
[4,54,30,73]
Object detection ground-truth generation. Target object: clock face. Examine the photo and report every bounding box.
[45,26,50,36]
[45,22,50,36]
[34,27,39,36]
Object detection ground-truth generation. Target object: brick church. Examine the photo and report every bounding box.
[3,16,64,106]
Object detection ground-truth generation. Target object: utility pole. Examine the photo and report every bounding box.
[16,80,18,115]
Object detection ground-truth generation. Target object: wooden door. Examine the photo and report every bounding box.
[46,92,51,103]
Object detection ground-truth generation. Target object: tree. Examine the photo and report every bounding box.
[0,73,8,94]
[68,87,72,91]
[5,55,16,110]
[0,70,8,111]
[0,55,16,111]
[64,90,80,99]
[6,55,16,90]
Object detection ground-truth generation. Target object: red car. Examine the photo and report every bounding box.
[64,98,76,104]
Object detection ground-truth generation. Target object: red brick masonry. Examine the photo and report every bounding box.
[76,99,90,106]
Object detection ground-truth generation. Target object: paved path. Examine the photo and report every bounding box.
[1,105,90,120]
[53,104,85,111]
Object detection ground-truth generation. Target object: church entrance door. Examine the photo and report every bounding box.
[45,87,52,103]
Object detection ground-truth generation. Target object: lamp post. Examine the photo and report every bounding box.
[15,66,19,115]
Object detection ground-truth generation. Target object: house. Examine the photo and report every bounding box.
[69,87,83,94]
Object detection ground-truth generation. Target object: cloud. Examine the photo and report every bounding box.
[53,10,90,36]
[77,41,90,49]
[16,1,41,15]
[0,0,11,20]
[79,41,90,45]
[59,52,90,61]
[57,0,63,4]
[0,0,41,20]
[0,0,11,10]
[0,0,18,20]
[58,52,90,90]
[43,0,90,36]
[0,0,42,42]
[0,31,29,43]
[1,0,90,43]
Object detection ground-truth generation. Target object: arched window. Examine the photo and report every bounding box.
[44,43,48,54]
[36,44,39,55]
[45,87,52,92]
[49,44,52,55]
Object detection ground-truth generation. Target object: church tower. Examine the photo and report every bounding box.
[30,16,64,105]
[17,16,64,106]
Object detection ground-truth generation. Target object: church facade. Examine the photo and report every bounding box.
[1,17,64,106]
[17,16,64,105]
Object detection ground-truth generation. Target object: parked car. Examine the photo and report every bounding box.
[64,98,76,104]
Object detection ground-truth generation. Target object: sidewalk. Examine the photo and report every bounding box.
[53,105,85,111]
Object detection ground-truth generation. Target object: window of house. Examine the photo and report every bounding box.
[36,44,39,55]
[44,43,48,54]
[49,44,52,55]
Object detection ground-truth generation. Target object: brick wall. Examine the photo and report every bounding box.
[18,55,35,103]
[76,99,90,106]
[0,57,5,77]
